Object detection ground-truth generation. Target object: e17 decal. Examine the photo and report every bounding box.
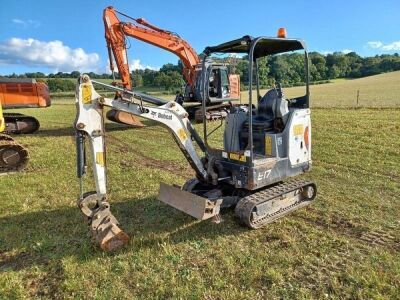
[258,170,271,181]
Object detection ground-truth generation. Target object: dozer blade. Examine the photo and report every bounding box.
[78,192,129,252]
[106,109,145,127]
[158,183,222,220]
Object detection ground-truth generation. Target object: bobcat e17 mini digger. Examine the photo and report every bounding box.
[74,33,317,252]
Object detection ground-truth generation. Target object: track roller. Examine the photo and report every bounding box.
[235,180,317,229]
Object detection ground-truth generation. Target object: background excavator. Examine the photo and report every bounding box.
[103,7,240,125]
[75,29,317,252]
[0,103,29,173]
[0,77,51,134]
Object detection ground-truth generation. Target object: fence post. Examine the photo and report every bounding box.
[356,89,360,108]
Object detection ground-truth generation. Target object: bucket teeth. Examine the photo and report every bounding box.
[90,205,130,252]
[78,192,129,252]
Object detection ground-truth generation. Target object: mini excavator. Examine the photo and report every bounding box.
[103,7,240,124]
[75,33,317,252]
[0,78,51,134]
[0,103,29,173]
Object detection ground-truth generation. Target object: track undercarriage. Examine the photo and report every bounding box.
[4,113,40,134]
[159,178,316,229]
[0,133,29,173]
[77,177,316,252]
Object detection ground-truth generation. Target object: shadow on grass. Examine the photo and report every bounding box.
[35,121,159,137]
[0,197,246,273]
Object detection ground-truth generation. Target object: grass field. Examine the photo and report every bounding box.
[50,71,400,108]
[238,71,400,108]
[0,74,399,298]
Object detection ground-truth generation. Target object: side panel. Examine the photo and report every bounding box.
[0,82,50,108]
[287,109,311,167]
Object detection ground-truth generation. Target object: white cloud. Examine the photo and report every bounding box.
[12,19,25,25]
[367,41,383,49]
[367,40,400,51]
[381,41,400,51]
[320,49,353,55]
[129,59,159,71]
[342,49,353,54]
[0,37,100,73]
[12,18,40,28]
[321,50,333,55]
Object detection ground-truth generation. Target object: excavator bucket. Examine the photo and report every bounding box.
[90,205,130,252]
[78,192,129,252]
[158,183,222,220]
[106,109,145,127]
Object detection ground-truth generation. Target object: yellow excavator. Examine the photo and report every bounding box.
[0,104,29,173]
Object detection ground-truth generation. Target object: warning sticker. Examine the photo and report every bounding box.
[293,124,304,136]
[96,152,105,166]
[82,84,92,104]
[177,128,187,141]
[265,136,272,156]
[229,152,246,162]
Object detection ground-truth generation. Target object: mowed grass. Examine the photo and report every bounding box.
[0,67,400,299]
[0,97,399,298]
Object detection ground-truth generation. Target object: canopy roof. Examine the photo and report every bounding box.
[204,35,306,58]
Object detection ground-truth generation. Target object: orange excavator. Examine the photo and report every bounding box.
[103,7,240,124]
[0,78,51,134]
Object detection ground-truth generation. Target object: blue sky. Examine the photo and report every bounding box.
[0,0,399,75]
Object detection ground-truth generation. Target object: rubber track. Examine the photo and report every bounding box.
[193,104,230,122]
[4,113,40,134]
[235,179,316,229]
[0,139,29,173]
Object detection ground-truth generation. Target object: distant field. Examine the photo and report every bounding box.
[0,100,399,298]
[288,71,400,107]
[50,71,400,108]
[239,71,400,108]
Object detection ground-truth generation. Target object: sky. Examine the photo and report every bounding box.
[0,0,399,75]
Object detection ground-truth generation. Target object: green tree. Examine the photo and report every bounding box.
[131,72,143,87]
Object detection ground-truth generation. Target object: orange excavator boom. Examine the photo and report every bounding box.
[103,6,200,90]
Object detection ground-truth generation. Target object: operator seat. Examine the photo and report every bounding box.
[244,85,289,133]
[239,85,290,154]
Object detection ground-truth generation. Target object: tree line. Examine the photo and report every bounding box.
[3,51,400,93]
